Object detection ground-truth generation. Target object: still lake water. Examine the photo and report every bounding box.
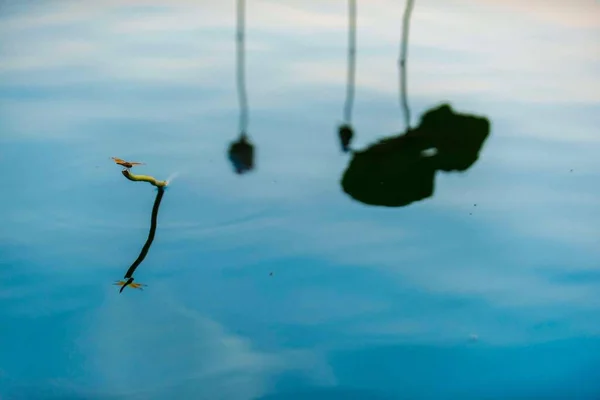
[1,1,599,399]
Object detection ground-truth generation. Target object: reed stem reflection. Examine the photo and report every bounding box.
[228,0,255,174]
[236,0,248,135]
[343,0,357,126]
[399,0,415,130]
[338,0,357,153]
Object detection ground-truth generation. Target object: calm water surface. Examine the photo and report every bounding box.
[1,1,600,399]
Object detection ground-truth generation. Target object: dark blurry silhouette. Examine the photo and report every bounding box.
[228,132,255,174]
[337,0,357,153]
[338,124,354,153]
[341,104,490,207]
[115,186,166,292]
[228,0,255,174]
[338,0,491,207]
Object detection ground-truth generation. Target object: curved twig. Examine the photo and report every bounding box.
[123,187,166,280]
[121,169,168,188]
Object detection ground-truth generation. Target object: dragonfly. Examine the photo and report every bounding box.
[113,278,147,293]
[111,157,145,170]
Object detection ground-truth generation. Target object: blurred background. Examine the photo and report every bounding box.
[1,0,599,399]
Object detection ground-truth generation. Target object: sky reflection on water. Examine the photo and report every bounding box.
[1,1,599,399]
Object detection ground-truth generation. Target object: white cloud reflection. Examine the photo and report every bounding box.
[0,0,598,101]
[76,288,335,399]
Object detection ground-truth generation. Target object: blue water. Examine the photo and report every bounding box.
[1,1,600,399]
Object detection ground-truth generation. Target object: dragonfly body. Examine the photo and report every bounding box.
[111,157,145,170]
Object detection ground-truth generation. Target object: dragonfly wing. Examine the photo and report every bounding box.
[130,282,146,289]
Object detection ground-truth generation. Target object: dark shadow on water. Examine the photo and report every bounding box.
[338,124,354,153]
[228,132,255,174]
[338,0,491,207]
[341,103,491,207]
